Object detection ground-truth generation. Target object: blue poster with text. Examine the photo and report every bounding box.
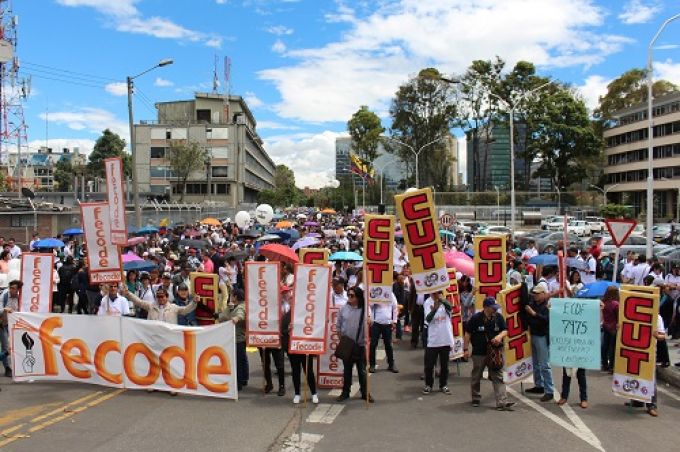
[549,298,601,370]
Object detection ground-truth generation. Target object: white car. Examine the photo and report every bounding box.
[585,216,605,233]
[541,216,557,230]
[568,220,591,237]
[547,216,574,231]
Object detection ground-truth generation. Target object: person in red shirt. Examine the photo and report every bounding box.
[600,286,619,373]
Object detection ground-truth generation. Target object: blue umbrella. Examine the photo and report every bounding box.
[127,226,138,234]
[464,248,474,258]
[528,254,558,266]
[280,228,300,241]
[576,281,620,299]
[267,230,291,242]
[123,260,157,272]
[63,228,83,236]
[439,229,455,238]
[292,236,320,250]
[329,251,363,262]
[33,238,65,248]
[136,226,159,235]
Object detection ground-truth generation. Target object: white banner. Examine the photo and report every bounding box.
[245,262,281,347]
[19,253,54,313]
[289,264,331,355]
[81,202,123,284]
[8,313,237,399]
[317,304,344,388]
[104,157,128,246]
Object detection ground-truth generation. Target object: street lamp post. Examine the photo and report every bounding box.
[376,158,399,204]
[493,185,500,225]
[127,58,173,228]
[647,13,680,257]
[590,183,620,207]
[382,136,448,188]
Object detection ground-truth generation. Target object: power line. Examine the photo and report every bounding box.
[23,71,107,89]
[22,61,119,82]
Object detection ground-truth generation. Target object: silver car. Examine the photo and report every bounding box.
[598,235,670,257]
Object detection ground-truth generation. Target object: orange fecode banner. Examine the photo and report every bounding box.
[81,202,123,284]
[8,313,237,399]
[104,157,128,246]
[300,248,329,264]
[245,262,281,348]
[317,304,343,388]
[289,264,331,355]
[612,286,660,402]
[364,215,395,303]
[445,268,464,358]
[19,253,55,313]
[473,235,507,311]
[190,272,219,326]
[395,188,448,294]
[499,284,532,384]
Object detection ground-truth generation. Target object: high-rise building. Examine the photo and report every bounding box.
[134,93,275,206]
[335,137,407,191]
[603,91,680,219]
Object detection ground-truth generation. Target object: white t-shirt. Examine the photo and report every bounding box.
[423,297,454,348]
[97,295,130,316]
[579,256,596,284]
[633,263,651,286]
[332,290,348,308]
[521,247,538,261]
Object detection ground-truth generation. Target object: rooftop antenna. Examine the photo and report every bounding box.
[224,56,231,97]
[212,54,219,94]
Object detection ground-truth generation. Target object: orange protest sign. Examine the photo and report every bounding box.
[191,272,219,326]
[499,284,532,384]
[445,268,464,358]
[473,235,507,311]
[364,214,395,303]
[300,248,329,265]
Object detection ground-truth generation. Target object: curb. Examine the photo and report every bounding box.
[657,365,680,389]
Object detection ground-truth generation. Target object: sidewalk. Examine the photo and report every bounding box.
[658,337,680,388]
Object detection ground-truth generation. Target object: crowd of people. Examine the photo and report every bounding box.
[1,212,679,415]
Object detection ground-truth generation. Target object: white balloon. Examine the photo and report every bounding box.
[405,187,418,193]
[235,211,251,229]
[316,213,322,220]
[255,204,274,224]
[7,258,21,283]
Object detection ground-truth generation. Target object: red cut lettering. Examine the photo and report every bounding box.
[624,297,653,323]
[402,193,429,221]
[406,220,435,246]
[366,240,390,261]
[620,322,652,349]
[508,336,528,360]
[506,316,522,337]
[411,244,439,269]
[366,262,389,283]
[479,238,502,260]
[368,218,391,240]
[619,348,650,375]
[479,285,502,299]
[478,262,502,283]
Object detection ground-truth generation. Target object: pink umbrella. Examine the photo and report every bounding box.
[122,252,144,263]
[127,236,146,246]
[184,229,201,238]
[444,250,474,277]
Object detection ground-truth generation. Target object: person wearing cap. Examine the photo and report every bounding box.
[154,273,175,304]
[97,284,130,317]
[173,283,197,326]
[136,273,155,319]
[464,296,514,410]
[525,282,555,401]
[422,291,454,396]
[123,285,196,325]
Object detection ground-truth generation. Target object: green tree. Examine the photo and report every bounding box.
[53,157,73,191]
[166,140,209,202]
[87,129,131,178]
[273,164,301,207]
[388,68,457,190]
[347,106,384,167]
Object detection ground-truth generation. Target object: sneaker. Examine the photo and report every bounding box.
[471,400,480,407]
[312,394,319,404]
[368,366,376,373]
[388,366,399,373]
[440,386,451,395]
[497,403,515,411]
[293,395,301,404]
[277,386,286,397]
[422,386,432,395]
[526,387,544,394]
[540,394,554,402]
[336,393,350,402]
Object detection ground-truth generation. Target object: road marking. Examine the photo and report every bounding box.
[328,382,359,397]
[0,389,124,449]
[280,433,323,452]
[507,388,604,452]
[306,403,344,424]
[658,386,680,403]
[0,403,60,427]
[0,423,26,437]
[558,398,603,451]
[30,391,104,423]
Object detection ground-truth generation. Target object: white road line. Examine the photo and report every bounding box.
[306,403,345,424]
[329,382,359,397]
[658,386,680,402]
[507,388,604,452]
[280,433,324,452]
[558,398,603,451]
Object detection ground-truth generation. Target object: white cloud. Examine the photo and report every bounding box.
[266,25,294,35]
[57,0,220,46]
[264,131,345,188]
[244,91,264,108]
[272,39,287,54]
[154,77,174,87]
[26,138,96,156]
[656,59,680,85]
[618,0,661,25]
[257,121,300,130]
[576,74,611,112]
[259,0,632,123]
[104,82,127,96]
[39,108,129,141]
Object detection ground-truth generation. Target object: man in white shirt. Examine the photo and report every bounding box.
[621,251,636,283]
[422,291,454,395]
[521,241,539,261]
[665,264,680,301]
[97,284,130,317]
[331,279,348,308]
[633,255,651,286]
[368,292,399,373]
[7,238,21,259]
[29,233,40,251]
[578,250,597,285]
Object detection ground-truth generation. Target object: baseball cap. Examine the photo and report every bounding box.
[532,284,547,294]
[482,297,496,308]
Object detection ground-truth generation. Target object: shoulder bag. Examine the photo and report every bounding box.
[334,307,364,361]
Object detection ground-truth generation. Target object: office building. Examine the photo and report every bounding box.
[0,146,86,191]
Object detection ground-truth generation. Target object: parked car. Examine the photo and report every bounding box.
[534,232,584,254]
[631,224,645,236]
[517,230,553,249]
[541,216,558,230]
[567,220,592,237]
[652,224,680,244]
[598,235,670,256]
[546,216,574,231]
[585,216,605,233]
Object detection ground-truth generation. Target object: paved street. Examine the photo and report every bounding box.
[2,335,680,452]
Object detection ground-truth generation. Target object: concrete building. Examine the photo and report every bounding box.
[335,137,406,191]
[603,91,680,219]
[135,93,275,206]
[0,146,86,191]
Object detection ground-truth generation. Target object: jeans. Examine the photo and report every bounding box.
[341,353,368,397]
[236,341,249,388]
[424,346,450,389]
[259,347,285,388]
[531,335,554,394]
[601,330,616,370]
[411,305,424,347]
[370,323,395,367]
[1,325,9,369]
[560,368,587,401]
[395,318,403,340]
[288,354,316,396]
[470,354,507,405]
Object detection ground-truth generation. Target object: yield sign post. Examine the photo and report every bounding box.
[604,219,637,283]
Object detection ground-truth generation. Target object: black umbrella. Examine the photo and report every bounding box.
[224,250,248,260]
[179,239,210,249]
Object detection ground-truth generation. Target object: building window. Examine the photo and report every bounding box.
[212,166,228,177]
[150,147,166,158]
[197,109,211,123]
[215,183,230,194]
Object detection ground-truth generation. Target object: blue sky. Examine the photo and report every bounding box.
[8,0,680,188]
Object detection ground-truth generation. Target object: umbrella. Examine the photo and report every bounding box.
[444,251,474,277]
[200,217,222,226]
[63,228,83,236]
[179,239,209,249]
[329,251,363,262]
[123,260,157,272]
[272,214,285,220]
[280,228,300,241]
[304,221,319,227]
[439,229,455,239]
[127,236,146,246]
[306,232,322,238]
[184,229,202,238]
[566,257,589,270]
[267,230,291,242]
[464,248,474,258]
[576,281,620,299]
[256,234,283,242]
[291,236,320,250]
[33,238,65,248]
[259,244,299,264]
[238,230,262,239]
[122,252,144,263]
[321,208,336,214]
[137,226,159,235]
[224,250,248,260]
[528,254,558,266]
[296,213,308,220]
[275,220,294,229]
[127,226,138,234]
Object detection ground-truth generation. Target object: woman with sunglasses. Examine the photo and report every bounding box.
[336,287,373,403]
